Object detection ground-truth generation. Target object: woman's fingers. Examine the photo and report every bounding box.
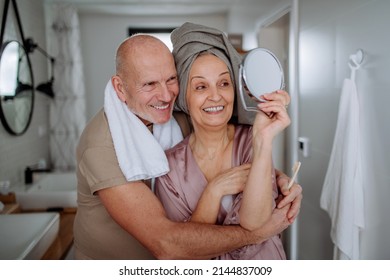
[260,90,290,107]
[210,164,251,195]
[257,90,290,124]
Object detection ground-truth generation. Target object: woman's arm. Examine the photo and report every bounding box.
[190,164,250,223]
[239,90,291,230]
[238,128,274,230]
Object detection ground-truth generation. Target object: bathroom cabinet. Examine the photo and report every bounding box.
[41,210,75,260]
[0,203,21,214]
[0,193,21,214]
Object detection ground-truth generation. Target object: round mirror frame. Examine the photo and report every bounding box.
[243,48,284,100]
[238,47,284,112]
[0,40,34,136]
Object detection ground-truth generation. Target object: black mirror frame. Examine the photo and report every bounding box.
[0,0,35,136]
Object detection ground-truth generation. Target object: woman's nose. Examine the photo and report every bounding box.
[208,87,222,101]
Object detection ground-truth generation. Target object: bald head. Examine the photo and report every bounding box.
[115,34,171,76]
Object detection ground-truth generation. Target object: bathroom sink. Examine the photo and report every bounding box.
[12,172,77,210]
[0,212,60,259]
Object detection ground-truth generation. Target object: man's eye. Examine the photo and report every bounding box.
[143,82,157,91]
[167,76,178,84]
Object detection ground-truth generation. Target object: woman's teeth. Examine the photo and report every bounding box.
[203,106,224,112]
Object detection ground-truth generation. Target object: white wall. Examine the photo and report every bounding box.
[0,0,51,185]
[298,0,390,259]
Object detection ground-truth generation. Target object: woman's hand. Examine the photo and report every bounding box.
[190,164,251,224]
[207,163,251,197]
[253,90,291,143]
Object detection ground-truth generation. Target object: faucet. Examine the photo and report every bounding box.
[24,166,51,184]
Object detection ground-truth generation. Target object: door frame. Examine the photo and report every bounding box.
[255,0,300,260]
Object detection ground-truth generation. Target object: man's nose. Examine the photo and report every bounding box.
[158,84,173,102]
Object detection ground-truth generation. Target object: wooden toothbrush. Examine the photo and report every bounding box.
[287,161,301,190]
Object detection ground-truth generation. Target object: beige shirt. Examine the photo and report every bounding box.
[73,109,155,259]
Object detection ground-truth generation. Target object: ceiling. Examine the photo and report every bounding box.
[44,0,286,17]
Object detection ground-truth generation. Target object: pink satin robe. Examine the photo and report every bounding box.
[155,125,286,259]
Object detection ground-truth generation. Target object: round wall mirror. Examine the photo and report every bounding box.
[0,40,34,135]
[238,47,284,112]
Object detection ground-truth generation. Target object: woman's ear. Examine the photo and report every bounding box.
[111,75,127,103]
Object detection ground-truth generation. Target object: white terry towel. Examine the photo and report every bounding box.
[320,78,365,259]
[104,80,183,181]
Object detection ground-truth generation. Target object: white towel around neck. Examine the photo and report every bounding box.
[104,80,183,181]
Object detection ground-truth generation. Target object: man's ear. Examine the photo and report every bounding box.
[111,75,126,103]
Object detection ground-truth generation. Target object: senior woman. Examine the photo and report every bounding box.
[155,22,293,259]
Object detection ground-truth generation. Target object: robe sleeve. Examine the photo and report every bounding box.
[155,173,192,222]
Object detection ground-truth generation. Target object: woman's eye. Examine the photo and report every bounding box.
[220,81,230,87]
[195,85,206,90]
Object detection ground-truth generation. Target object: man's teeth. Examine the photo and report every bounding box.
[203,106,224,112]
[153,104,169,110]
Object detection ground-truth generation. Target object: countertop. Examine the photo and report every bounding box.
[0,212,60,259]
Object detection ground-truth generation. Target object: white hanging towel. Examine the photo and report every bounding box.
[320,78,365,260]
[104,80,183,182]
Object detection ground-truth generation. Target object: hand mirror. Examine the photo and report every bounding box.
[239,48,284,112]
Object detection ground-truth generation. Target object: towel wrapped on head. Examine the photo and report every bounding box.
[171,22,255,124]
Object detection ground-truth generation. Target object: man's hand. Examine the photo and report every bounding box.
[275,169,303,223]
[252,203,291,243]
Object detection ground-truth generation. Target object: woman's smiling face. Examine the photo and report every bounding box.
[186,53,235,129]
